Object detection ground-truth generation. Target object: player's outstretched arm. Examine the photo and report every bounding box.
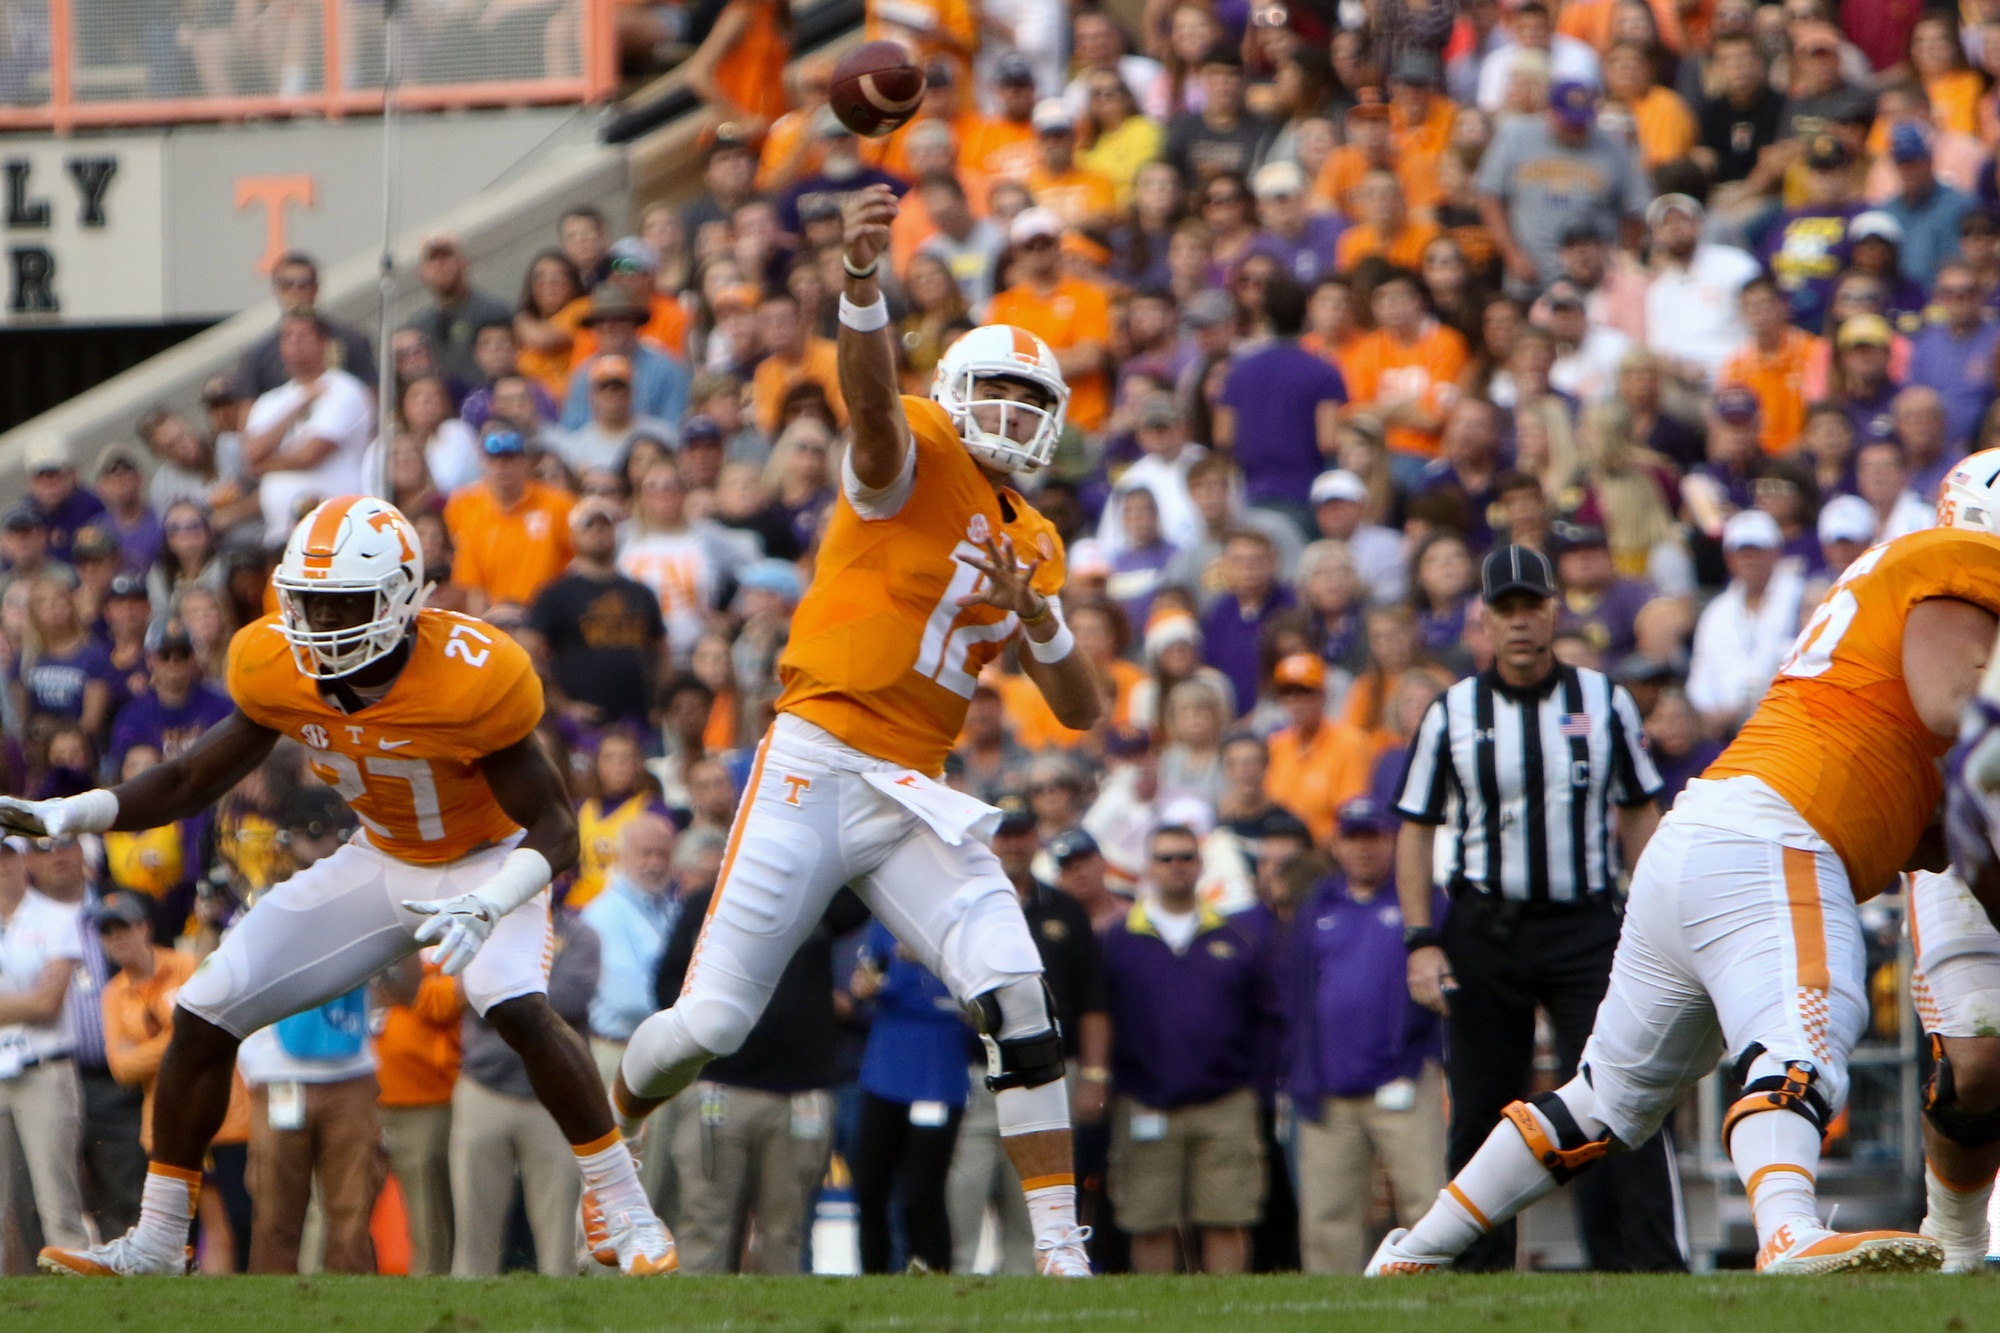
[0,710,278,839]
[837,183,914,492]
[403,732,580,977]
[961,534,1102,731]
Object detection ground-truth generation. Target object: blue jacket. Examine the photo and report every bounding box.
[1283,872,1443,1112]
[1100,901,1282,1110]
[856,921,974,1107]
[579,874,680,1041]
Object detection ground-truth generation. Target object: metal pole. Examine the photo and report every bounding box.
[373,0,403,500]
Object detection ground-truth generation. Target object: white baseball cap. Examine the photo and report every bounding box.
[1817,493,1878,546]
[1068,536,1112,578]
[1722,508,1783,551]
[1253,160,1307,199]
[1849,210,1905,245]
[1311,469,1369,505]
[1010,207,1064,244]
[1158,795,1216,839]
[1031,98,1074,133]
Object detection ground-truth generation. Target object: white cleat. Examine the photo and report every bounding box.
[1920,1217,1989,1274]
[1035,1225,1094,1276]
[604,1205,678,1276]
[581,1188,618,1268]
[1364,1226,1448,1276]
[38,1233,189,1277]
[1756,1222,1943,1275]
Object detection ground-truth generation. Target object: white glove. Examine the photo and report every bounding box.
[402,892,500,977]
[0,790,118,839]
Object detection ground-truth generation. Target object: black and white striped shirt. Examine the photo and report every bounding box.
[1395,664,1662,904]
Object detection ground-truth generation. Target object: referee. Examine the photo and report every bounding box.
[1394,546,1684,1273]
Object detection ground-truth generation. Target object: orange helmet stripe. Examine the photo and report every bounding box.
[1009,326,1038,363]
[301,495,362,568]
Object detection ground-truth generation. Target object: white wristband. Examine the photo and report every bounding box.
[839,293,890,332]
[471,847,555,918]
[54,789,119,835]
[1027,620,1076,664]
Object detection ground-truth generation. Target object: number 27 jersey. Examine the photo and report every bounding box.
[1705,527,2000,897]
[226,608,544,865]
[776,395,1067,775]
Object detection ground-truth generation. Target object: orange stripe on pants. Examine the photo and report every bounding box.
[1780,847,1829,994]
[679,728,775,998]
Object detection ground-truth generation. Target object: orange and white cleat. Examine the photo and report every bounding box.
[1755,1222,1943,1275]
[38,1234,190,1277]
[1364,1227,1448,1276]
[1034,1225,1094,1277]
[603,1206,678,1276]
[581,1189,618,1267]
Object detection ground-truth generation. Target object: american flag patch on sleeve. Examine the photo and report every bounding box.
[1559,714,1592,737]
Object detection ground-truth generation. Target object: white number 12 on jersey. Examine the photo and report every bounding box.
[913,541,1020,698]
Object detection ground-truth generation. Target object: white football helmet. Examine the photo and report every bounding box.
[931,323,1071,474]
[1938,448,2000,534]
[272,495,430,679]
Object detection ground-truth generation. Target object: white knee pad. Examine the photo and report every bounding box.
[992,975,1052,1040]
[621,998,755,1101]
[996,1078,1072,1138]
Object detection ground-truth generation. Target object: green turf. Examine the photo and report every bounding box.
[5,1272,2000,1332]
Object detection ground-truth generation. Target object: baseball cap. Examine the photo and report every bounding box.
[93,891,153,931]
[1347,86,1391,120]
[1142,610,1202,662]
[3,505,43,532]
[1549,79,1598,128]
[1645,192,1704,230]
[1817,492,1879,546]
[1849,211,1904,246]
[200,373,248,405]
[1804,133,1850,171]
[994,52,1036,86]
[581,287,646,325]
[1543,278,1586,311]
[569,496,621,530]
[145,616,194,656]
[1137,393,1179,429]
[1048,827,1101,866]
[71,526,119,562]
[1252,160,1306,199]
[1185,288,1236,328]
[1030,98,1074,133]
[481,429,527,456]
[681,414,723,444]
[1480,544,1557,602]
[1068,537,1112,579]
[590,355,634,387]
[1336,796,1397,836]
[712,283,759,314]
[1390,49,1441,87]
[1722,508,1782,551]
[1712,383,1762,423]
[94,443,141,477]
[106,572,148,602]
[1890,121,1933,164]
[281,785,357,839]
[1010,206,1064,244]
[606,236,660,274]
[1836,313,1893,349]
[1559,222,1606,248]
[1272,652,1327,692]
[738,558,804,601]
[24,438,67,474]
[1311,469,1369,506]
[1550,520,1609,554]
[994,794,1037,835]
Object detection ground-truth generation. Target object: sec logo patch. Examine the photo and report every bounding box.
[968,513,991,543]
[301,723,329,748]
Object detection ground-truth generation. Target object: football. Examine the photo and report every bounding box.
[828,41,926,138]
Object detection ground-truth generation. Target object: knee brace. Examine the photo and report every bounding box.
[1722,1044,1832,1149]
[1503,1090,1612,1184]
[967,978,1065,1092]
[1921,1033,2000,1147]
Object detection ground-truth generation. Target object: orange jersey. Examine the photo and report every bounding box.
[961,116,1037,182]
[776,396,1066,773]
[1704,527,2000,899]
[1340,320,1469,457]
[227,609,544,865]
[1024,165,1120,231]
[1335,218,1442,274]
[1313,147,1440,215]
[444,479,574,610]
[712,0,791,125]
[985,277,1112,429]
[1265,721,1376,846]
[1719,328,1821,454]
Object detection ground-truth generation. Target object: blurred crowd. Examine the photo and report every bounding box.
[3,0,1998,1277]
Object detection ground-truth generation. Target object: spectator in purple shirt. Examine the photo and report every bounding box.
[1415,399,1505,554]
[1833,313,1902,444]
[1905,261,2000,453]
[1284,797,1445,1273]
[22,438,108,567]
[1245,161,1343,287]
[1106,489,1179,630]
[1213,274,1347,527]
[1200,529,1296,718]
[1101,823,1280,1275]
[88,446,162,576]
[107,618,233,771]
[1552,522,1654,662]
[1639,687,1721,806]
[1889,385,1960,503]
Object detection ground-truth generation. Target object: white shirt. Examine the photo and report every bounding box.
[1550,325,1632,404]
[1879,490,1936,542]
[1348,523,1409,604]
[1685,566,1807,722]
[975,0,1066,107]
[424,418,483,496]
[1148,903,1201,953]
[1097,446,1206,555]
[0,889,82,1069]
[1643,244,1761,380]
[620,527,722,664]
[236,1025,376,1086]
[1475,36,1602,112]
[247,369,374,543]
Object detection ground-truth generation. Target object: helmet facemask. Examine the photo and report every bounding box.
[274,575,429,680]
[946,371,1064,474]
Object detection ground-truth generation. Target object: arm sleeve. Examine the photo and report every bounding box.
[1393,697,1455,824]
[1607,683,1665,805]
[462,634,545,760]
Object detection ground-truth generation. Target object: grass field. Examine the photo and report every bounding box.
[6,1272,2000,1332]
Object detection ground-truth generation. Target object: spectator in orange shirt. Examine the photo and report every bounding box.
[98,891,197,1154]
[1024,99,1120,232]
[755,55,837,192]
[685,0,792,135]
[373,953,462,1276]
[750,290,846,436]
[513,251,590,406]
[1601,42,1696,168]
[568,238,689,363]
[1718,274,1820,454]
[1388,51,1456,159]
[985,207,1114,429]
[1313,86,1439,217]
[1334,171,1442,274]
[443,428,575,614]
[959,53,1041,182]
[1340,268,1471,460]
[1263,654,1376,847]
[1302,274,1364,375]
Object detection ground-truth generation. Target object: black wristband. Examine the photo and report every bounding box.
[1403,926,1442,954]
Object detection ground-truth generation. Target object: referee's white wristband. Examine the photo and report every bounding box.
[839,294,890,332]
[1027,621,1076,664]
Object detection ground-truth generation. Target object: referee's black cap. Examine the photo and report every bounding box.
[1480,544,1556,604]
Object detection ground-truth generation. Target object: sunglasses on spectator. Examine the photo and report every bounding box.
[166,519,207,535]
[1939,284,1981,298]
[1152,850,1198,864]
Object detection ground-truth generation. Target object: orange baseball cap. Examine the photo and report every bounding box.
[590,355,633,386]
[1273,653,1327,691]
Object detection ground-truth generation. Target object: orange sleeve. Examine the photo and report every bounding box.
[457,632,545,761]
[1334,227,1370,273]
[1421,329,1470,413]
[1073,283,1111,344]
[752,360,783,436]
[1343,336,1381,403]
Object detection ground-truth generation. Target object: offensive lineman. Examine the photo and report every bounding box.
[1371,454,2000,1277]
[609,183,1102,1275]
[4,496,675,1277]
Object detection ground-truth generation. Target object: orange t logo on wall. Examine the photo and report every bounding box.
[234,174,316,277]
[780,774,812,806]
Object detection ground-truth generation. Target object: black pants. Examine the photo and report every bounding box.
[1441,896,1685,1274]
[852,1091,963,1274]
[77,1068,147,1242]
[204,1143,253,1273]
